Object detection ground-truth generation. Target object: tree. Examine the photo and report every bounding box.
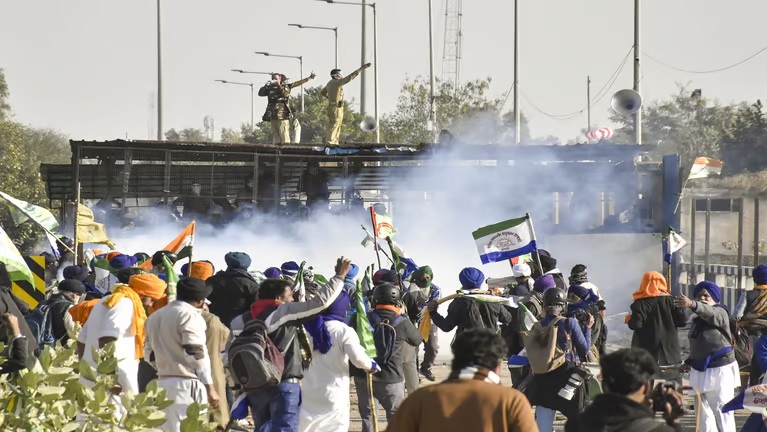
[164,128,207,142]
[220,126,246,143]
[0,69,10,121]
[380,76,530,145]
[720,100,767,175]
[609,86,740,167]
[23,127,71,164]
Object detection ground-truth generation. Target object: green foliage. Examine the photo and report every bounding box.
[381,76,530,145]
[0,343,217,432]
[0,69,9,121]
[720,100,767,175]
[165,128,209,142]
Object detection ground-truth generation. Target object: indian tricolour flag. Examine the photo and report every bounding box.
[688,157,723,179]
[472,214,538,265]
[139,221,195,270]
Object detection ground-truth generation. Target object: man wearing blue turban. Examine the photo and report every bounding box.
[428,267,512,346]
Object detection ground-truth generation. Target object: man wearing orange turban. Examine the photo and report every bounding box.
[76,273,166,416]
[626,271,688,367]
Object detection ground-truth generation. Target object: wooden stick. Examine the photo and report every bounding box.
[367,373,378,432]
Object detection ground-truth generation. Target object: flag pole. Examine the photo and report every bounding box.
[673,176,691,215]
[525,213,544,275]
[74,182,81,265]
[665,227,672,285]
[367,373,379,432]
[369,207,382,270]
[361,225,395,265]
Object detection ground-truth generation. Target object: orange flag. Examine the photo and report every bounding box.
[139,221,196,270]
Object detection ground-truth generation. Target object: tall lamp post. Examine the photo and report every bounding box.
[254,52,304,112]
[319,0,379,144]
[427,0,437,143]
[156,0,163,140]
[231,69,274,76]
[215,80,254,134]
[288,24,339,69]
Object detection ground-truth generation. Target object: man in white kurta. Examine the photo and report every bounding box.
[299,291,378,432]
[144,277,221,431]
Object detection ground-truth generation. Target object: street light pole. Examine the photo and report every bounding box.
[427,0,437,144]
[288,25,339,69]
[334,28,339,69]
[361,0,367,116]
[215,80,254,134]
[513,0,520,145]
[633,0,642,144]
[156,0,163,140]
[372,3,379,143]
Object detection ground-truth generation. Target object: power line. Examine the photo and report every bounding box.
[642,46,767,74]
[519,46,633,121]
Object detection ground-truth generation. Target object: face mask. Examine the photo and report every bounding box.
[697,298,716,305]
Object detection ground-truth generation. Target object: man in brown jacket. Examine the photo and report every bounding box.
[385,328,537,432]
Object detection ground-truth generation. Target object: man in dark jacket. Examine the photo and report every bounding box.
[405,265,441,382]
[228,257,351,432]
[428,267,512,341]
[0,263,37,358]
[353,283,423,432]
[206,252,259,328]
[627,271,687,366]
[565,348,683,432]
[44,279,85,346]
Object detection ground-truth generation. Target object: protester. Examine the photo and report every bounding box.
[207,252,259,328]
[201,301,230,428]
[180,260,215,280]
[299,289,379,432]
[41,279,84,345]
[525,287,592,432]
[228,257,351,432]
[734,264,767,384]
[109,253,138,271]
[353,283,423,432]
[564,348,683,432]
[536,250,567,290]
[0,263,36,355]
[77,273,166,414]
[674,281,738,432]
[0,312,29,375]
[145,277,221,431]
[401,272,429,391]
[63,264,100,299]
[116,268,144,285]
[263,267,282,280]
[386,328,537,432]
[626,271,687,366]
[567,284,607,361]
[569,264,603,300]
[428,267,512,340]
[409,265,441,381]
[148,250,178,275]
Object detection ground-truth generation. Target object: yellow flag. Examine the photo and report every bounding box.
[76,204,115,249]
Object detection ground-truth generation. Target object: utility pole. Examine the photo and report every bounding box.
[633,0,642,144]
[428,0,438,143]
[513,0,520,145]
[587,75,591,135]
[360,0,367,116]
[156,0,163,141]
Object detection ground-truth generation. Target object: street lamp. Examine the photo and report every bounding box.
[215,80,254,134]
[318,0,379,144]
[288,24,339,69]
[231,69,274,76]
[254,52,304,112]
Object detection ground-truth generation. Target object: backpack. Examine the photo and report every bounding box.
[25,303,56,356]
[521,292,544,319]
[228,314,285,391]
[521,316,569,375]
[369,311,405,366]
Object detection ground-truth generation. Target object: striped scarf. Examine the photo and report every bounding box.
[447,366,501,384]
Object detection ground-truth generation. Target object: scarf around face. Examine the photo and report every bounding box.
[103,284,148,360]
[447,366,501,384]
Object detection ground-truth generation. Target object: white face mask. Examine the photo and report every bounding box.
[697,298,716,305]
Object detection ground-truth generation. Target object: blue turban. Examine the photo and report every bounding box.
[109,254,138,270]
[264,267,282,279]
[304,290,351,354]
[459,267,485,289]
[281,261,300,276]
[754,265,767,286]
[225,252,251,269]
[63,265,90,282]
[345,264,360,281]
[534,275,556,293]
[568,285,599,304]
[693,280,721,303]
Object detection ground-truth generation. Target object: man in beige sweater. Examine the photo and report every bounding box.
[145,277,221,431]
[386,328,537,432]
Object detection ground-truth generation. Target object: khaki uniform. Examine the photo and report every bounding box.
[259,77,312,144]
[320,69,361,145]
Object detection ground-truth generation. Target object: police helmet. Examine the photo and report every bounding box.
[543,287,567,307]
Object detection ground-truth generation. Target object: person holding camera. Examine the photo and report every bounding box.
[259,72,316,145]
[320,63,371,145]
[565,348,684,432]
[674,281,739,432]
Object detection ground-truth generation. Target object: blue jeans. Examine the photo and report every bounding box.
[247,381,302,432]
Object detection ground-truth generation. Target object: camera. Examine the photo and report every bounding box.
[650,380,684,416]
[571,308,590,326]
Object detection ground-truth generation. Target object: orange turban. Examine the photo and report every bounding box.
[632,271,669,301]
[190,261,214,281]
[128,274,167,299]
[69,298,100,325]
[105,251,121,262]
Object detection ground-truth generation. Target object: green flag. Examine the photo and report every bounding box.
[0,191,59,231]
[517,302,538,332]
[355,275,376,358]
[163,255,179,301]
[0,226,34,288]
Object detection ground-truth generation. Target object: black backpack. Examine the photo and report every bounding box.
[25,303,56,356]
[228,313,286,391]
[729,317,752,368]
[369,311,405,366]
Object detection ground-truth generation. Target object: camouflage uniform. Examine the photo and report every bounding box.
[259,77,311,144]
[320,69,363,145]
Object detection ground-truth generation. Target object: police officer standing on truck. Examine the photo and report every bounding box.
[259,72,315,145]
[320,63,371,145]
